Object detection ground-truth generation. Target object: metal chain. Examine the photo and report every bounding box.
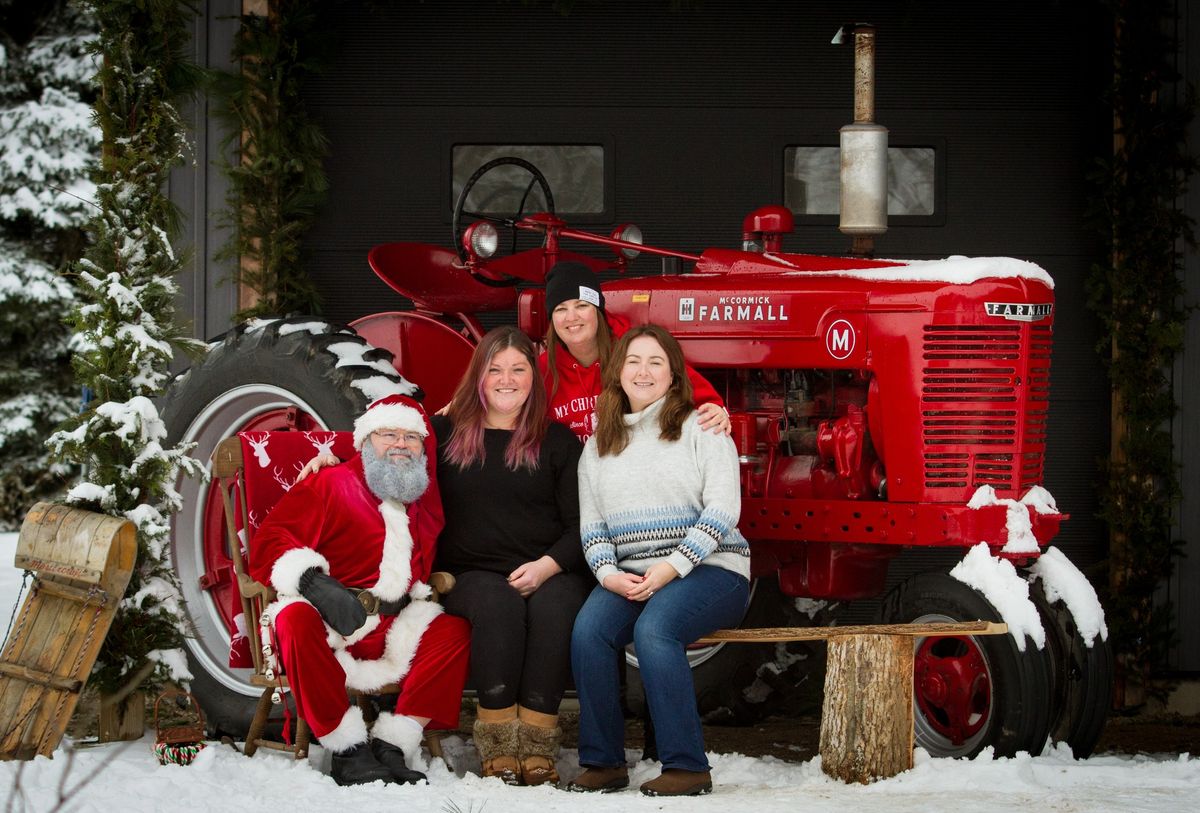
[0,574,40,750]
[1,571,34,656]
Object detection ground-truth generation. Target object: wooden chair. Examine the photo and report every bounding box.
[210,432,453,763]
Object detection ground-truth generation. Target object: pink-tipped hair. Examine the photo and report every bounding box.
[445,326,548,472]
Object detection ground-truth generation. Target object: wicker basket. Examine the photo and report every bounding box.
[153,690,207,766]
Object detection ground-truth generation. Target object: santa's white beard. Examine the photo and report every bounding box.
[363,448,429,504]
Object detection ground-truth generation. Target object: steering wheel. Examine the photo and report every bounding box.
[452,156,555,284]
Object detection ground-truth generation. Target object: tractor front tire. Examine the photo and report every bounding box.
[881,571,1054,759]
[1030,579,1113,757]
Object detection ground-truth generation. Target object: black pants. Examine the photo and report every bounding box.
[442,569,591,715]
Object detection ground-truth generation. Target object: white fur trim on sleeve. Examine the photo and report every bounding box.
[318,704,368,753]
[270,547,330,596]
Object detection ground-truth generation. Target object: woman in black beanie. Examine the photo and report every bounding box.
[538,261,729,443]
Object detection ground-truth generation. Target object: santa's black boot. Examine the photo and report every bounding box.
[371,738,428,785]
[330,741,393,786]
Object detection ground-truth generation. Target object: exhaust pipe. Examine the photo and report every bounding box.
[834,24,888,256]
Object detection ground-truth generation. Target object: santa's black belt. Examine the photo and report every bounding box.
[350,590,411,616]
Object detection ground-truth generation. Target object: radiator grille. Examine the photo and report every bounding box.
[921,324,1050,494]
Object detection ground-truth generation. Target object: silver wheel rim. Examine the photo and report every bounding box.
[911,611,995,757]
[171,384,330,699]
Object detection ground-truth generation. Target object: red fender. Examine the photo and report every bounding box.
[368,242,519,314]
[350,311,476,413]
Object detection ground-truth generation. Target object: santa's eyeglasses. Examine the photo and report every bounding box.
[373,430,424,447]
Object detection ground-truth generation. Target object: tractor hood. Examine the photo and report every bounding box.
[603,252,1056,369]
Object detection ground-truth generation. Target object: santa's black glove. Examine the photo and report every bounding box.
[297,568,367,636]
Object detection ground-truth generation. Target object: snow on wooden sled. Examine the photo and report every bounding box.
[0,502,137,759]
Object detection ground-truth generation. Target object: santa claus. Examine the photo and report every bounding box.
[249,394,470,786]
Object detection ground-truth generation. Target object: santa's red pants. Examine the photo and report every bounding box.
[271,601,470,738]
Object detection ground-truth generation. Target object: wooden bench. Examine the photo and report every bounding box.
[697,620,1008,783]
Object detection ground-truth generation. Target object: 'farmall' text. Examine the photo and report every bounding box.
[678,296,788,323]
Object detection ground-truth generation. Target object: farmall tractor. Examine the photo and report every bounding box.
[163,155,1113,761]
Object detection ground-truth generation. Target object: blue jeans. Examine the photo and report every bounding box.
[571,565,750,773]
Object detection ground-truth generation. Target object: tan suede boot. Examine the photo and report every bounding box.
[516,706,561,786]
[473,705,521,785]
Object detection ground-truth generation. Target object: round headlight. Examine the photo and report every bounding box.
[463,221,499,260]
[611,223,643,260]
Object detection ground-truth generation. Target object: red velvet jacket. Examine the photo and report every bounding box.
[248,452,446,692]
[249,454,442,599]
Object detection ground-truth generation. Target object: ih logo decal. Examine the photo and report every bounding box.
[825,319,856,360]
[678,297,696,321]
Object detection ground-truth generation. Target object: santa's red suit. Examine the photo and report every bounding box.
[538,311,725,443]
[249,396,470,757]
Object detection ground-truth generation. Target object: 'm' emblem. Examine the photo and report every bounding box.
[825,319,856,360]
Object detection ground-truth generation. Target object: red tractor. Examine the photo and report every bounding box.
[164,157,1112,760]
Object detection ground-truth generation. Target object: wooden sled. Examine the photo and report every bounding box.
[0,502,137,760]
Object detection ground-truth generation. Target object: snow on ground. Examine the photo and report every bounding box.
[1,531,1199,812]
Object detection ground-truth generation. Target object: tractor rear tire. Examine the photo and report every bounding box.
[626,577,832,726]
[1030,579,1113,757]
[880,571,1054,759]
[162,318,416,737]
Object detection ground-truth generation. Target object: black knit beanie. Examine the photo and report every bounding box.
[544,262,605,314]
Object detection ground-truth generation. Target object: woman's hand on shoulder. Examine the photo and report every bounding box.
[507,555,562,597]
[696,403,731,436]
[296,453,339,482]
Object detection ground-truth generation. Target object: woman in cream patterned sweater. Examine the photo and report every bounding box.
[568,324,750,798]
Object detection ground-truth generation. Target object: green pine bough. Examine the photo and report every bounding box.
[214,2,332,321]
[1088,0,1197,701]
[45,0,207,696]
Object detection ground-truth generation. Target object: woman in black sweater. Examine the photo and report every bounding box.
[433,326,587,787]
[296,326,585,785]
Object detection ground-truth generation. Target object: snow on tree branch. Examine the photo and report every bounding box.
[43,0,207,694]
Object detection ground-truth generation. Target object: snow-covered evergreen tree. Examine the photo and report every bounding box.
[0,1,99,528]
[46,0,205,694]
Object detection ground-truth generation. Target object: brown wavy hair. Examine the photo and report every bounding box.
[544,304,614,400]
[593,324,693,457]
[445,326,548,470]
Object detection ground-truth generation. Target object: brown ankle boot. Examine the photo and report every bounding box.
[639,768,713,797]
[473,705,521,785]
[516,707,561,786]
[565,765,630,793]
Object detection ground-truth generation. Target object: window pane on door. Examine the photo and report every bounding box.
[452,144,605,215]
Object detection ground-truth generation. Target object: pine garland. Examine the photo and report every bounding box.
[1089,0,1197,701]
[213,1,330,321]
[45,0,207,696]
